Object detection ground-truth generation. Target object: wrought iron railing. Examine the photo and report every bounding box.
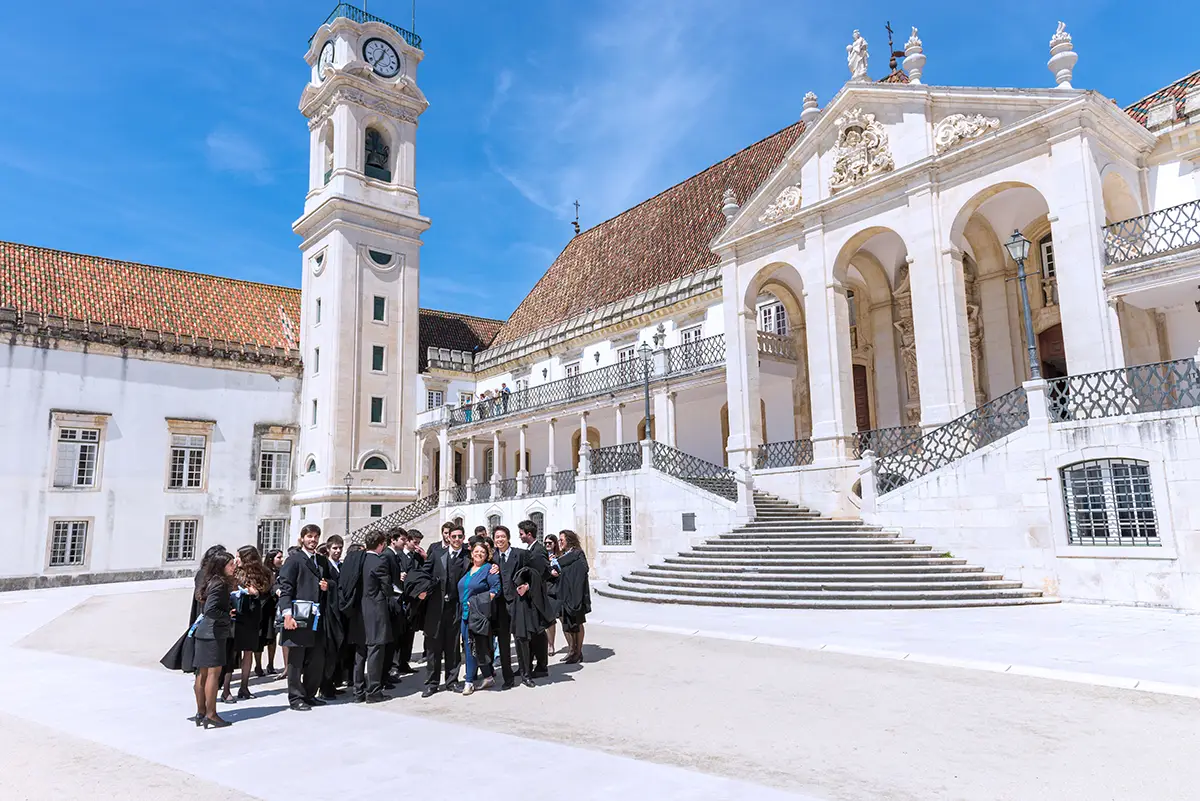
[349,492,438,544]
[850,425,924,459]
[498,477,518,498]
[551,470,576,495]
[755,439,814,469]
[472,483,491,503]
[756,330,796,360]
[650,442,737,501]
[1047,359,1200,422]
[590,442,644,474]
[450,484,467,504]
[527,472,547,496]
[1103,199,1200,266]
[875,387,1029,495]
[310,3,423,49]
[666,334,726,375]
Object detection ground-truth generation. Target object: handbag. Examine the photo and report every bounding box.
[286,600,321,631]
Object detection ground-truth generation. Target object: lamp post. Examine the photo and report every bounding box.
[1004,229,1041,380]
[343,472,353,538]
[639,341,653,441]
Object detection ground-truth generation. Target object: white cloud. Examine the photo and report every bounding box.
[205,127,271,184]
[484,1,737,224]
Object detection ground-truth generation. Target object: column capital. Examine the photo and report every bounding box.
[941,244,964,262]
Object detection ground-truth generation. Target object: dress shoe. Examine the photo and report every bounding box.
[202,716,232,729]
[365,693,390,704]
[397,664,416,675]
[290,701,312,711]
[531,668,548,678]
[501,680,516,690]
[318,691,338,701]
[521,678,536,688]
[479,676,495,690]
[353,695,367,703]
[254,666,265,678]
[236,688,254,700]
[306,696,328,707]
[383,681,397,690]
[421,686,439,698]
[219,694,236,704]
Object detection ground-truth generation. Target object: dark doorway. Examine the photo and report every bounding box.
[852,364,873,431]
[1038,324,1067,379]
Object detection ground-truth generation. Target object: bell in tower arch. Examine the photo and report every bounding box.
[364,128,391,182]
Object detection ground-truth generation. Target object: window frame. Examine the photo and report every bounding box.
[601,494,633,549]
[363,455,389,471]
[369,504,383,518]
[165,420,212,493]
[258,437,294,492]
[312,347,320,375]
[47,518,91,570]
[1061,458,1160,547]
[369,396,385,425]
[257,518,288,555]
[679,324,704,345]
[427,389,445,410]
[371,344,386,373]
[372,295,387,323]
[49,412,109,492]
[164,517,200,564]
[314,297,322,325]
[311,399,319,427]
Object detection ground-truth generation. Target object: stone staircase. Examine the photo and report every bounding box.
[596,492,1057,610]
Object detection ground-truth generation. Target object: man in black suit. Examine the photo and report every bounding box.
[356,529,394,703]
[518,520,552,678]
[413,525,468,697]
[381,529,408,685]
[319,535,347,700]
[491,525,523,689]
[278,524,333,711]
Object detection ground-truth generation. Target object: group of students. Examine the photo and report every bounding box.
[164,518,592,729]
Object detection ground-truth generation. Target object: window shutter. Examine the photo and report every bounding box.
[277,452,291,489]
[54,442,80,487]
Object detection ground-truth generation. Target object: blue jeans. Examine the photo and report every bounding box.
[461,619,494,682]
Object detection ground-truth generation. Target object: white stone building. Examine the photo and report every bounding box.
[3,9,1199,609]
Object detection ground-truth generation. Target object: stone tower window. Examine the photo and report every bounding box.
[364,128,391,182]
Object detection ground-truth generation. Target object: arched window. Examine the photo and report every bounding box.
[487,513,501,533]
[484,448,495,480]
[1061,459,1159,546]
[364,127,391,182]
[320,120,335,185]
[305,457,317,473]
[602,495,632,546]
[363,456,388,470]
[528,511,544,538]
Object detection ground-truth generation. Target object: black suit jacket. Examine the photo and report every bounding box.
[414,544,467,639]
[361,551,394,646]
[493,547,526,611]
[277,549,332,648]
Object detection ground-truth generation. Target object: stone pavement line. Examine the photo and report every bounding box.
[589,617,1200,700]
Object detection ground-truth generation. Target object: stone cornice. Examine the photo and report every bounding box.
[1,307,303,375]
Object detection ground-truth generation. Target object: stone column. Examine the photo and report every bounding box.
[666,392,678,447]
[652,391,670,445]
[577,411,591,476]
[546,417,557,492]
[437,426,451,507]
[804,280,856,461]
[466,435,476,496]
[517,424,529,495]
[722,263,764,473]
[491,429,501,499]
[615,403,624,446]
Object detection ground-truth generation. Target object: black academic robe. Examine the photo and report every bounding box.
[339,549,367,646]
[411,544,468,640]
[556,549,592,620]
[361,551,394,646]
[493,547,525,612]
[325,559,345,650]
[383,548,407,625]
[277,549,332,649]
[512,543,552,639]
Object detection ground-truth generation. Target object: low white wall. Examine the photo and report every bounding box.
[754,462,861,518]
[864,407,1200,611]
[578,467,737,580]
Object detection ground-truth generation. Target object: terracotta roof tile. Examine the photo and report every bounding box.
[0,241,302,350]
[1124,68,1200,126]
[490,121,805,347]
[878,69,910,84]
[418,308,503,370]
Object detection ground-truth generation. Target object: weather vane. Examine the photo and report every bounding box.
[886,21,905,71]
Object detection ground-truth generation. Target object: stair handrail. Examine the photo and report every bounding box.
[874,386,1029,495]
[649,441,737,501]
[350,492,439,544]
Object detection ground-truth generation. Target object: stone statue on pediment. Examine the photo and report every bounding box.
[847,30,869,82]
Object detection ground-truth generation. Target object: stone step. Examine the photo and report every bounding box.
[690,543,930,554]
[701,536,913,546]
[596,584,1057,610]
[715,532,903,541]
[604,580,1045,601]
[663,556,968,567]
[634,570,1004,584]
[619,576,1026,592]
[739,520,874,528]
[641,563,988,576]
[671,548,943,560]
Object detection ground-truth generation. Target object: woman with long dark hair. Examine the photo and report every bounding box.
[543,533,562,655]
[190,544,227,625]
[556,530,591,664]
[255,548,284,676]
[192,550,236,729]
[222,545,272,700]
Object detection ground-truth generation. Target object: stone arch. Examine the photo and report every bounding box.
[571,426,601,470]
[363,124,392,182]
[743,261,812,440]
[1101,170,1142,225]
[318,119,335,186]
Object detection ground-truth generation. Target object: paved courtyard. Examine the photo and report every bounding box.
[1,579,1198,800]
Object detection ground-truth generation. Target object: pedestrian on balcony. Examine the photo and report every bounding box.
[500,382,511,413]
[556,530,591,664]
[542,533,562,656]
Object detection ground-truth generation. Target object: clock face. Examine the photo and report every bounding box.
[318,41,335,80]
[362,38,401,78]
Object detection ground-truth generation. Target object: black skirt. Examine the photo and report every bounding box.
[560,610,587,633]
[193,635,230,669]
[232,605,263,651]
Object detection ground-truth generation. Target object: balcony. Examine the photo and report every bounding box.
[1103,199,1200,266]
[310,3,422,49]
[756,330,797,360]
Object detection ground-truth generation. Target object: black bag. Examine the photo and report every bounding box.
[160,630,196,673]
[467,593,492,637]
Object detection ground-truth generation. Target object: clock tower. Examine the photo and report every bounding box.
[292,7,429,538]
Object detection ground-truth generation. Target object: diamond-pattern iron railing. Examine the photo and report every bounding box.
[527,473,547,496]
[498,477,518,498]
[875,387,1029,495]
[349,492,438,544]
[755,439,814,469]
[550,470,576,495]
[650,442,737,501]
[850,425,924,459]
[310,3,423,49]
[665,334,727,376]
[1047,359,1200,422]
[1103,199,1200,265]
[472,483,492,503]
[450,484,467,504]
[756,330,796,360]
[589,442,644,474]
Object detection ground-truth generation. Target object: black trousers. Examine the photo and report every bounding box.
[286,637,326,705]
[423,619,461,687]
[353,643,386,699]
[320,633,344,692]
[398,626,416,669]
[495,603,516,684]
[385,613,407,673]
[531,631,548,672]
[515,637,533,679]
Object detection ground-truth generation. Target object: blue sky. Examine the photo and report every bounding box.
[1,1,1192,321]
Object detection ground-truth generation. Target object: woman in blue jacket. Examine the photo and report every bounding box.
[458,541,500,695]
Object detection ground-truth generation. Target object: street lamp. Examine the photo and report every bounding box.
[1003,229,1041,381]
[343,471,353,538]
[639,341,653,441]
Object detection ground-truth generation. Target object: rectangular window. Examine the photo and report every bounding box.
[426,390,444,410]
[311,399,318,426]
[371,345,385,372]
[370,504,383,518]
[515,378,529,393]
[680,325,704,344]
[370,396,384,423]
[168,434,206,490]
[313,347,320,374]
[165,518,198,562]
[257,518,287,554]
[1062,459,1159,546]
[315,298,322,324]
[53,428,100,488]
[49,520,88,567]
[1040,237,1056,279]
[258,439,293,491]
[603,495,633,546]
[373,296,386,322]
[564,362,581,378]
[618,346,636,363]
[458,391,474,406]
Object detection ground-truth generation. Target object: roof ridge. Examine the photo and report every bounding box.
[0,240,300,295]
[418,307,505,325]
[1123,67,1200,111]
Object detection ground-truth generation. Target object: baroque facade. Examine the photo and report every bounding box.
[3,9,1200,609]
